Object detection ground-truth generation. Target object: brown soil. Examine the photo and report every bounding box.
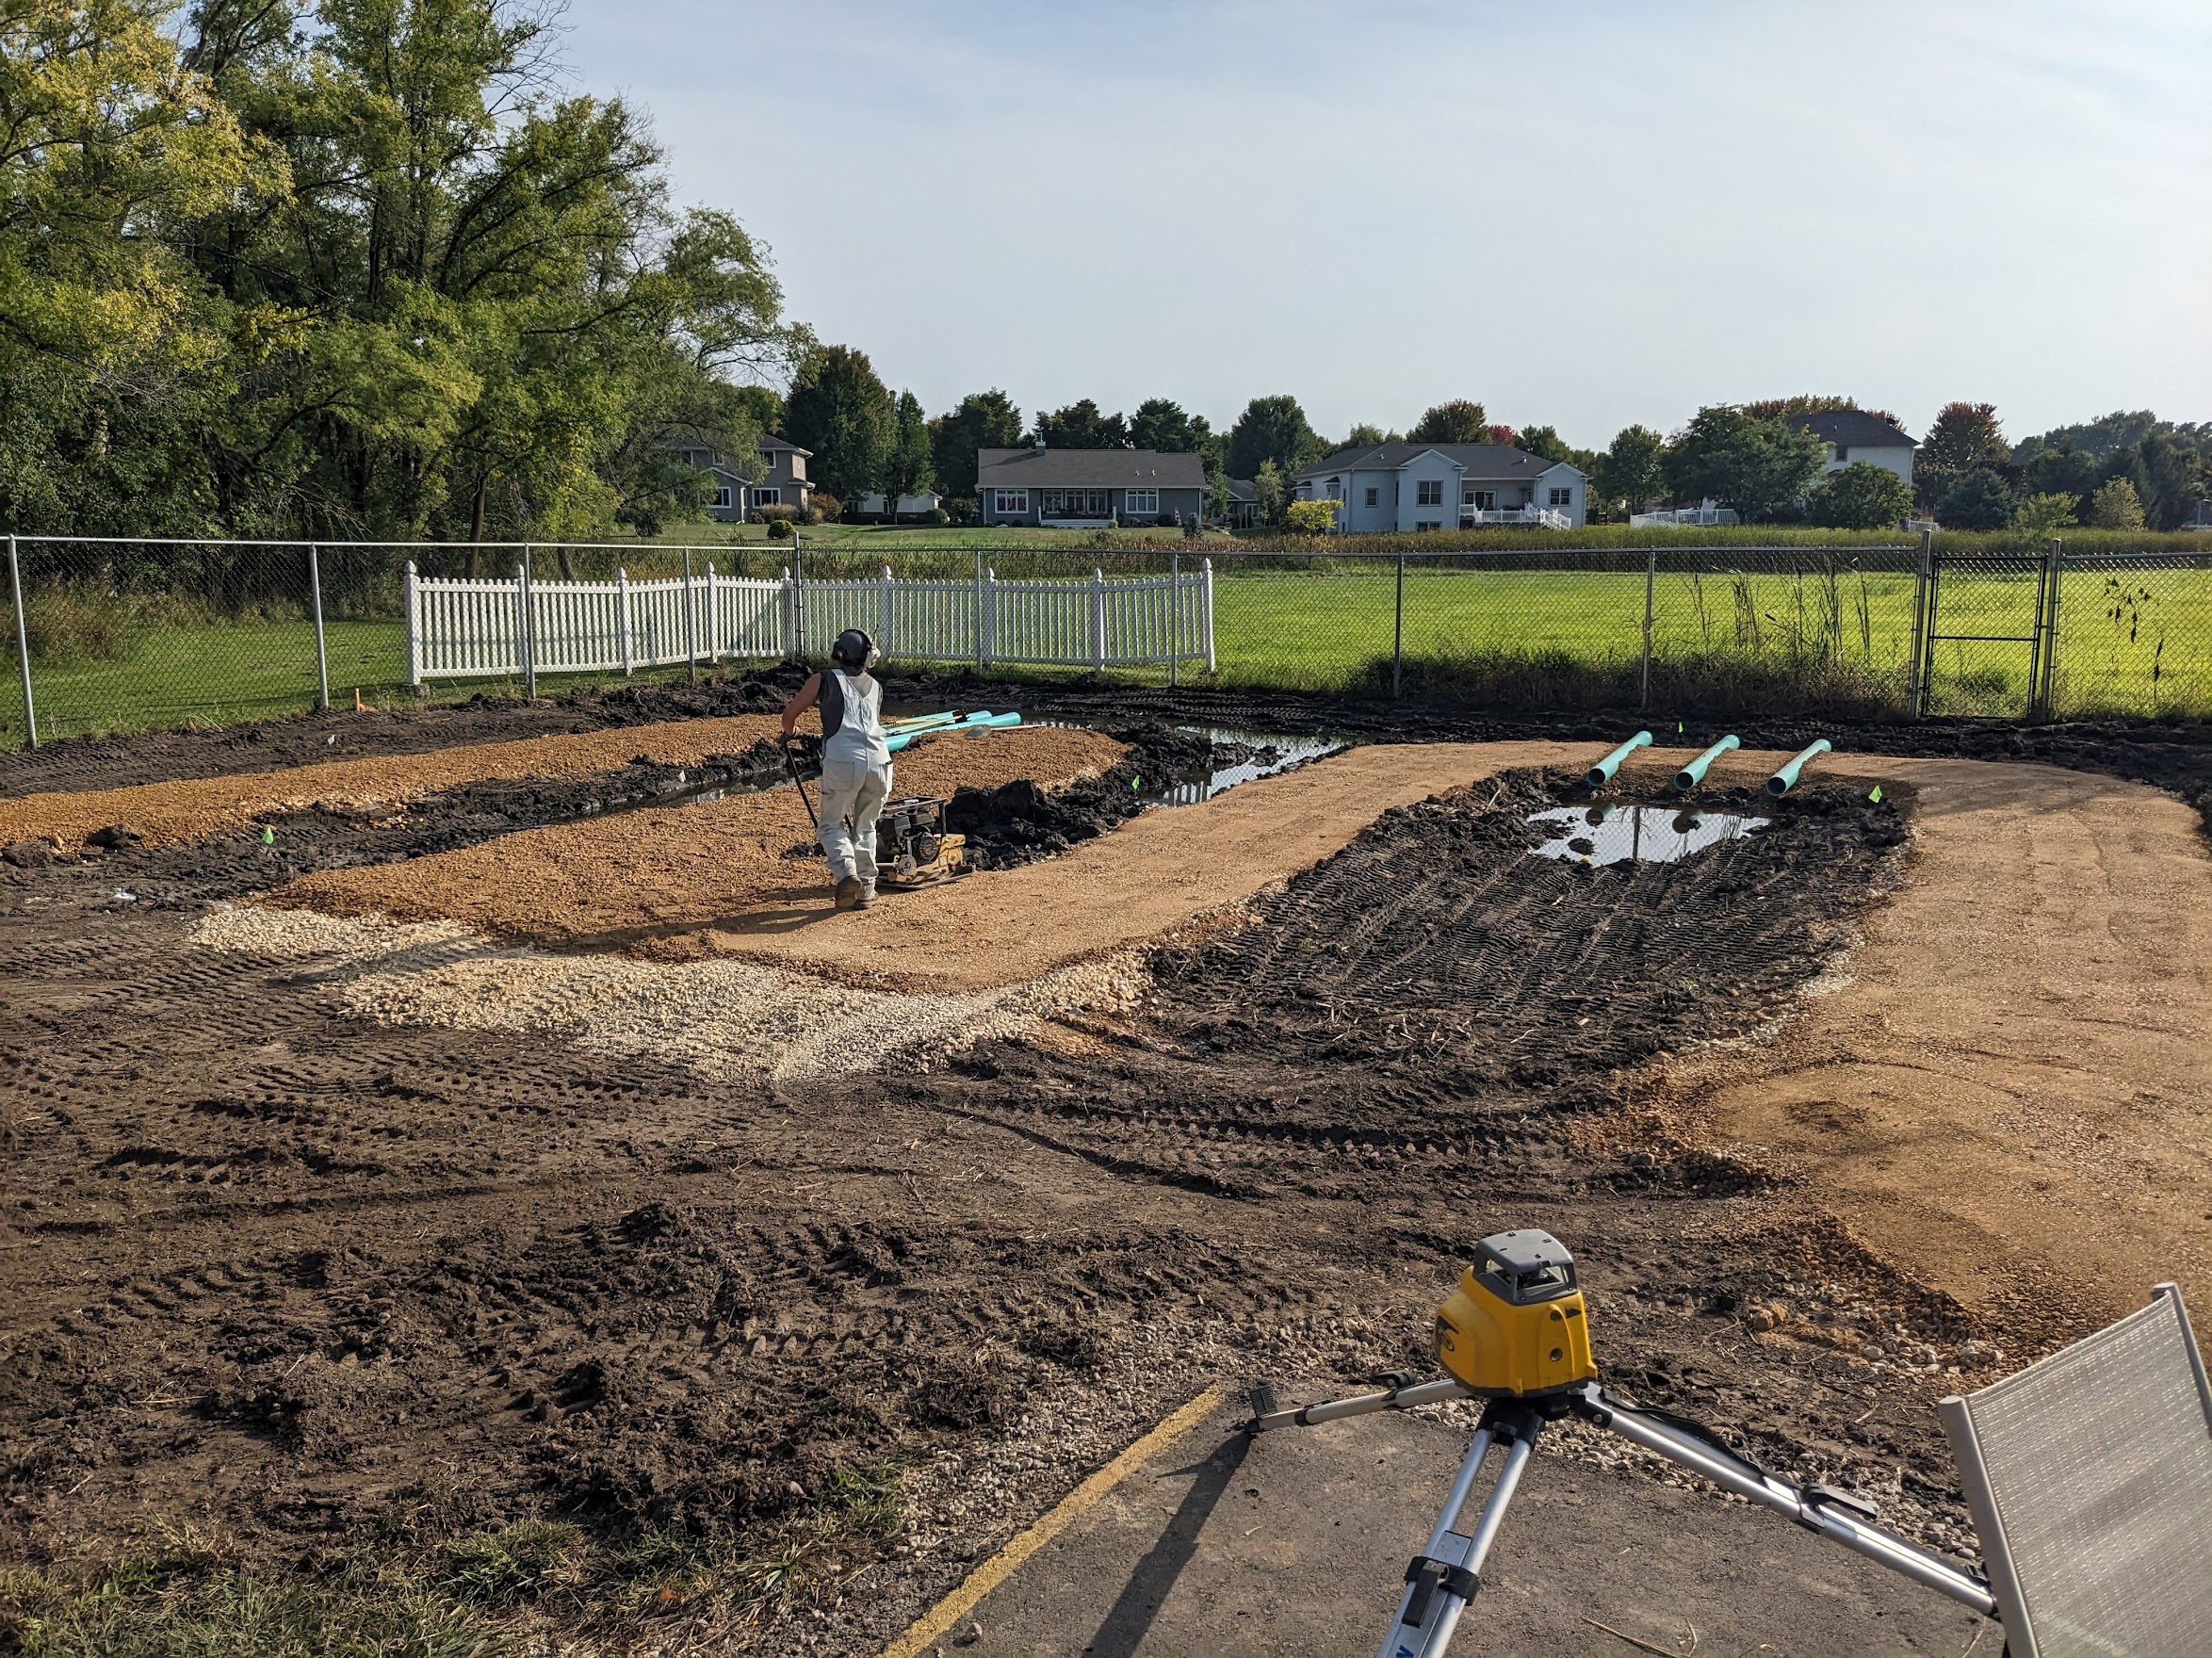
[265,726,1129,948]
[1662,756,2212,1337]
[702,741,1579,987]
[0,712,797,849]
[4,716,2208,1655]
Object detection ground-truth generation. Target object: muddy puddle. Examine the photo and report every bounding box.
[1528,804,1769,867]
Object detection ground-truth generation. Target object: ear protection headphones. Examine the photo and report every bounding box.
[831,627,880,671]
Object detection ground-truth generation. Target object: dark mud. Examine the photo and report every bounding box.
[947,725,1221,870]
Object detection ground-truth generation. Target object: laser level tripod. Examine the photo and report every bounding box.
[1244,1230,1994,1658]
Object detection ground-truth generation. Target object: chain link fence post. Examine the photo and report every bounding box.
[308,543,331,710]
[8,533,35,749]
[1392,551,1405,698]
[1910,528,1933,719]
[1640,545,1657,710]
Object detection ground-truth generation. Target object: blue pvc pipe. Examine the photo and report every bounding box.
[1584,730,1653,788]
[1673,734,1741,792]
[1765,739,1833,797]
[884,711,1020,754]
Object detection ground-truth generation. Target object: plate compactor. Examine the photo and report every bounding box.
[1248,1229,1999,1658]
[780,736,967,892]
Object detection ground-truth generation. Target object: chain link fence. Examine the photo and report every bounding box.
[7,534,2212,748]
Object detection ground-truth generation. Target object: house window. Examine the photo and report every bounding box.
[1470,490,1496,510]
[1835,447,1849,463]
[1548,487,1571,507]
[1416,480,1443,507]
[713,486,732,510]
[1125,488,1160,516]
[1039,489,1110,517]
[1364,487,1378,507]
[1415,520,1441,532]
[753,487,782,507]
[1326,477,1342,499]
[993,490,1030,515]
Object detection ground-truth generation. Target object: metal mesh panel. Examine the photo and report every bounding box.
[1944,1291,2212,1658]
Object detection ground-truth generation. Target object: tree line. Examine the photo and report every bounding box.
[6,1,2201,560]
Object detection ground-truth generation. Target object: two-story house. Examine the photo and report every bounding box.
[977,445,1207,527]
[1785,410,1916,485]
[672,435,816,522]
[1293,444,1587,531]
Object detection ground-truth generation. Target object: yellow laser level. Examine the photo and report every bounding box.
[1434,1229,1598,1398]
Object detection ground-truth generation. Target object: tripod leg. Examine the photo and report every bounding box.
[1376,1405,1544,1658]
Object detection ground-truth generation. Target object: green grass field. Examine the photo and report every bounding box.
[7,561,2209,747]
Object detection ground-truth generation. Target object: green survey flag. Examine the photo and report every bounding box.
[1868,786,1884,804]
[262,827,275,843]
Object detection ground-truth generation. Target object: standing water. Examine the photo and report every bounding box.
[1527,805,1767,867]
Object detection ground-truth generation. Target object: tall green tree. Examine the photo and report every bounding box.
[1342,422,1396,447]
[783,344,894,502]
[1407,399,1489,445]
[1034,398,1128,448]
[1130,397,1204,452]
[884,388,933,505]
[927,388,1021,501]
[1662,405,1828,520]
[1591,426,1666,517]
[1,0,801,552]
[1228,395,1325,481]
[1920,402,2009,472]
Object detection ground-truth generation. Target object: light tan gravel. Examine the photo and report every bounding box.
[192,905,1151,1088]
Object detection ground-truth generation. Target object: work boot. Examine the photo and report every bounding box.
[833,876,864,910]
[854,882,878,910]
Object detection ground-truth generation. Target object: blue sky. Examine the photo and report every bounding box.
[561,0,2210,448]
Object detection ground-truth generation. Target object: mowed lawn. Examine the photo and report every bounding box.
[7,566,2210,743]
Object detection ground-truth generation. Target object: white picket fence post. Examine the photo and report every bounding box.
[1201,558,1216,673]
[617,567,633,675]
[704,563,719,662]
[879,564,895,657]
[403,561,423,687]
[984,569,999,668]
[780,567,796,658]
[1090,567,1106,673]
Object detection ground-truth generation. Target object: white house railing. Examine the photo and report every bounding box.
[1630,504,1742,528]
[403,561,1214,684]
[1458,506,1572,530]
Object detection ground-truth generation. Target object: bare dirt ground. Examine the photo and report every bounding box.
[1666,755,2212,1335]
[3,686,2208,1653]
[267,725,1128,950]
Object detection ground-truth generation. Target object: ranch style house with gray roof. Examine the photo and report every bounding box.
[1294,443,1588,531]
[977,445,1207,528]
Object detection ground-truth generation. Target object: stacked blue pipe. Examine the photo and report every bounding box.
[884,710,1020,754]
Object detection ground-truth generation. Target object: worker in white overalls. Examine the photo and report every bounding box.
[780,628,892,911]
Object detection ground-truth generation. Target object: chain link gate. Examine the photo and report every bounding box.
[1914,538,2061,719]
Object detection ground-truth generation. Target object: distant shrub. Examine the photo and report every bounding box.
[927,507,951,526]
[2086,478,2146,530]
[750,503,800,527]
[766,516,795,541]
[808,491,842,526]
[1938,468,2016,531]
[1284,498,1339,534]
[1809,462,1911,529]
[2013,493,2079,533]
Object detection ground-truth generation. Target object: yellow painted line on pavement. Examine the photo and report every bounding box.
[877,1384,1225,1658]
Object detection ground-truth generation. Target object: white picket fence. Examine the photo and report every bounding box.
[403,560,1213,684]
